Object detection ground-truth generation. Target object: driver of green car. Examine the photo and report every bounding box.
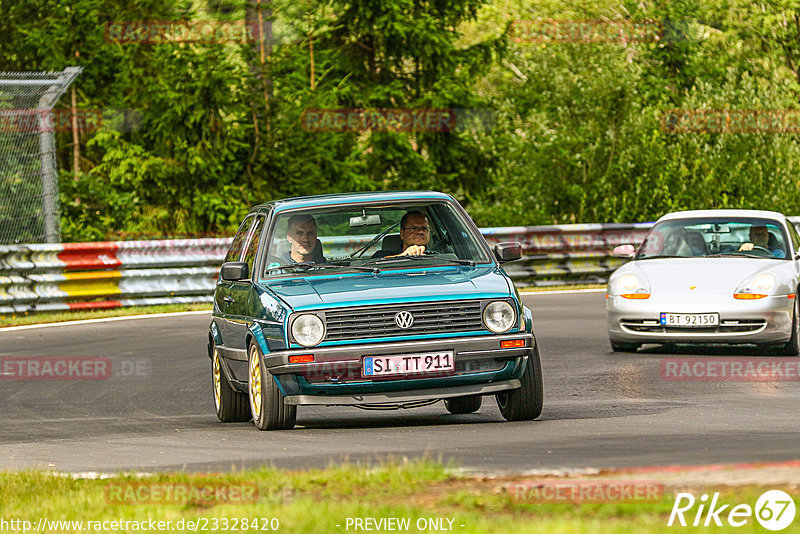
[396,211,431,256]
[370,210,432,258]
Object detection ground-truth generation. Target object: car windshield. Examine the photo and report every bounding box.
[635,217,789,260]
[262,201,493,277]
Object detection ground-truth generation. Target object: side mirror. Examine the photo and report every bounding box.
[220,262,249,281]
[612,244,636,258]
[494,242,523,262]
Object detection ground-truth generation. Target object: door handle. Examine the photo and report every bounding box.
[223,296,234,304]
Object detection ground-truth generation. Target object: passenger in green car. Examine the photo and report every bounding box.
[284,214,326,263]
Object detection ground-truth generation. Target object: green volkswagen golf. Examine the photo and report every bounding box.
[209,191,543,430]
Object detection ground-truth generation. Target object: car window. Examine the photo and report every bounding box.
[224,215,254,263]
[242,216,266,279]
[637,217,789,260]
[788,221,800,254]
[262,201,492,277]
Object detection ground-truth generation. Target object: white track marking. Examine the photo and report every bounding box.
[0,310,211,332]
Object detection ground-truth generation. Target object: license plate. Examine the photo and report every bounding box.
[660,312,719,327]
[362,351,455,377]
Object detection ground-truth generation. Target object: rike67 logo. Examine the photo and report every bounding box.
[668,490,796,530]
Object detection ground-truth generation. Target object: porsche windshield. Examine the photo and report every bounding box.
[635,218,789,260]
[263,201,492,276]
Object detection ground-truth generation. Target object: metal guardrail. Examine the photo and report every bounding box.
[480,223,653,287]
[0,223,657,314]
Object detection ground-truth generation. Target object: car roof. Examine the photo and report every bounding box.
[251,191,454,213]
[657,209,787,224]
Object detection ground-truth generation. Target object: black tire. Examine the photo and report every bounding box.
[496,345,544,421]
[610,341,640,352]
[775,297,800,356]
[213,348,250,422]
[248,341,296,430]
[444,395,482,414]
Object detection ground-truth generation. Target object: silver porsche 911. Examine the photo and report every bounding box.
[607,209,800,354]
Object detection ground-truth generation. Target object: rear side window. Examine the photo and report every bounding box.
[242,217,266,278]
[225,216,254,263]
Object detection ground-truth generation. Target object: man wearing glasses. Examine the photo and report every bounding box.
[396,211,431,256]
[373,210,431,258]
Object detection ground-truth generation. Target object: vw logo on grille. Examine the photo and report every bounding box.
[394,310,414,329]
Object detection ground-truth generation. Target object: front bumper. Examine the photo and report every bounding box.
[252,333,534,403]
[284,380,521,406]
[607,293,794,344]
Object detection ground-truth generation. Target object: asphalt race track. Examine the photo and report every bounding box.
[2,291,800,473]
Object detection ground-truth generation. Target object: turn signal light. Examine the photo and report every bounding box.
[789,294,796,299]
[733,293,767,300]
[621,294,650,299]
[501,339,525,349]
[289,354,314,364]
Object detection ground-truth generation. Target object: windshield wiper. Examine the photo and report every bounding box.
[350,222,400,258]
[431,256,476,266]
[362,254,475,267]
[361,255,430,266]
[266,261,380,273]
[715,252,780,259]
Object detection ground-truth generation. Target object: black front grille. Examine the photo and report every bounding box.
[324,300,485,341]
[620,319,766,334]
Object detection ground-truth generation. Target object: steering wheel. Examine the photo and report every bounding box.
[741,245,773,257]
[428,234,453,255]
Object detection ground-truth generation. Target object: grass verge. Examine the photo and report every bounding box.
[0,461,794,533]
[0,303,211,328]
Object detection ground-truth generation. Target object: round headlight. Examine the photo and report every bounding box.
[618,273,640,292]
[483,301,516,334]
[291,314,325,347]
[754,273,776,293]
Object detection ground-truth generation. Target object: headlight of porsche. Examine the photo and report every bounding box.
[291,314,325,347]
[483,301,516,333]
[734,273,776,300]
[610,272,651,299]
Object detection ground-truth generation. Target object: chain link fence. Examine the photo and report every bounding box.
[0,68,82,244]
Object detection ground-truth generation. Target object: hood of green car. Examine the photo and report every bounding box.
[261,265,512,310]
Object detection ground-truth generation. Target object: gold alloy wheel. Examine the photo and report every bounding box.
[213,349,221,411]
[249,345,262,419]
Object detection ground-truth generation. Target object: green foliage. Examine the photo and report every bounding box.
[469,0,800,226]
[2,0,800,240]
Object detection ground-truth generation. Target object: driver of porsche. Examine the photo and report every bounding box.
[739,225,770,252]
